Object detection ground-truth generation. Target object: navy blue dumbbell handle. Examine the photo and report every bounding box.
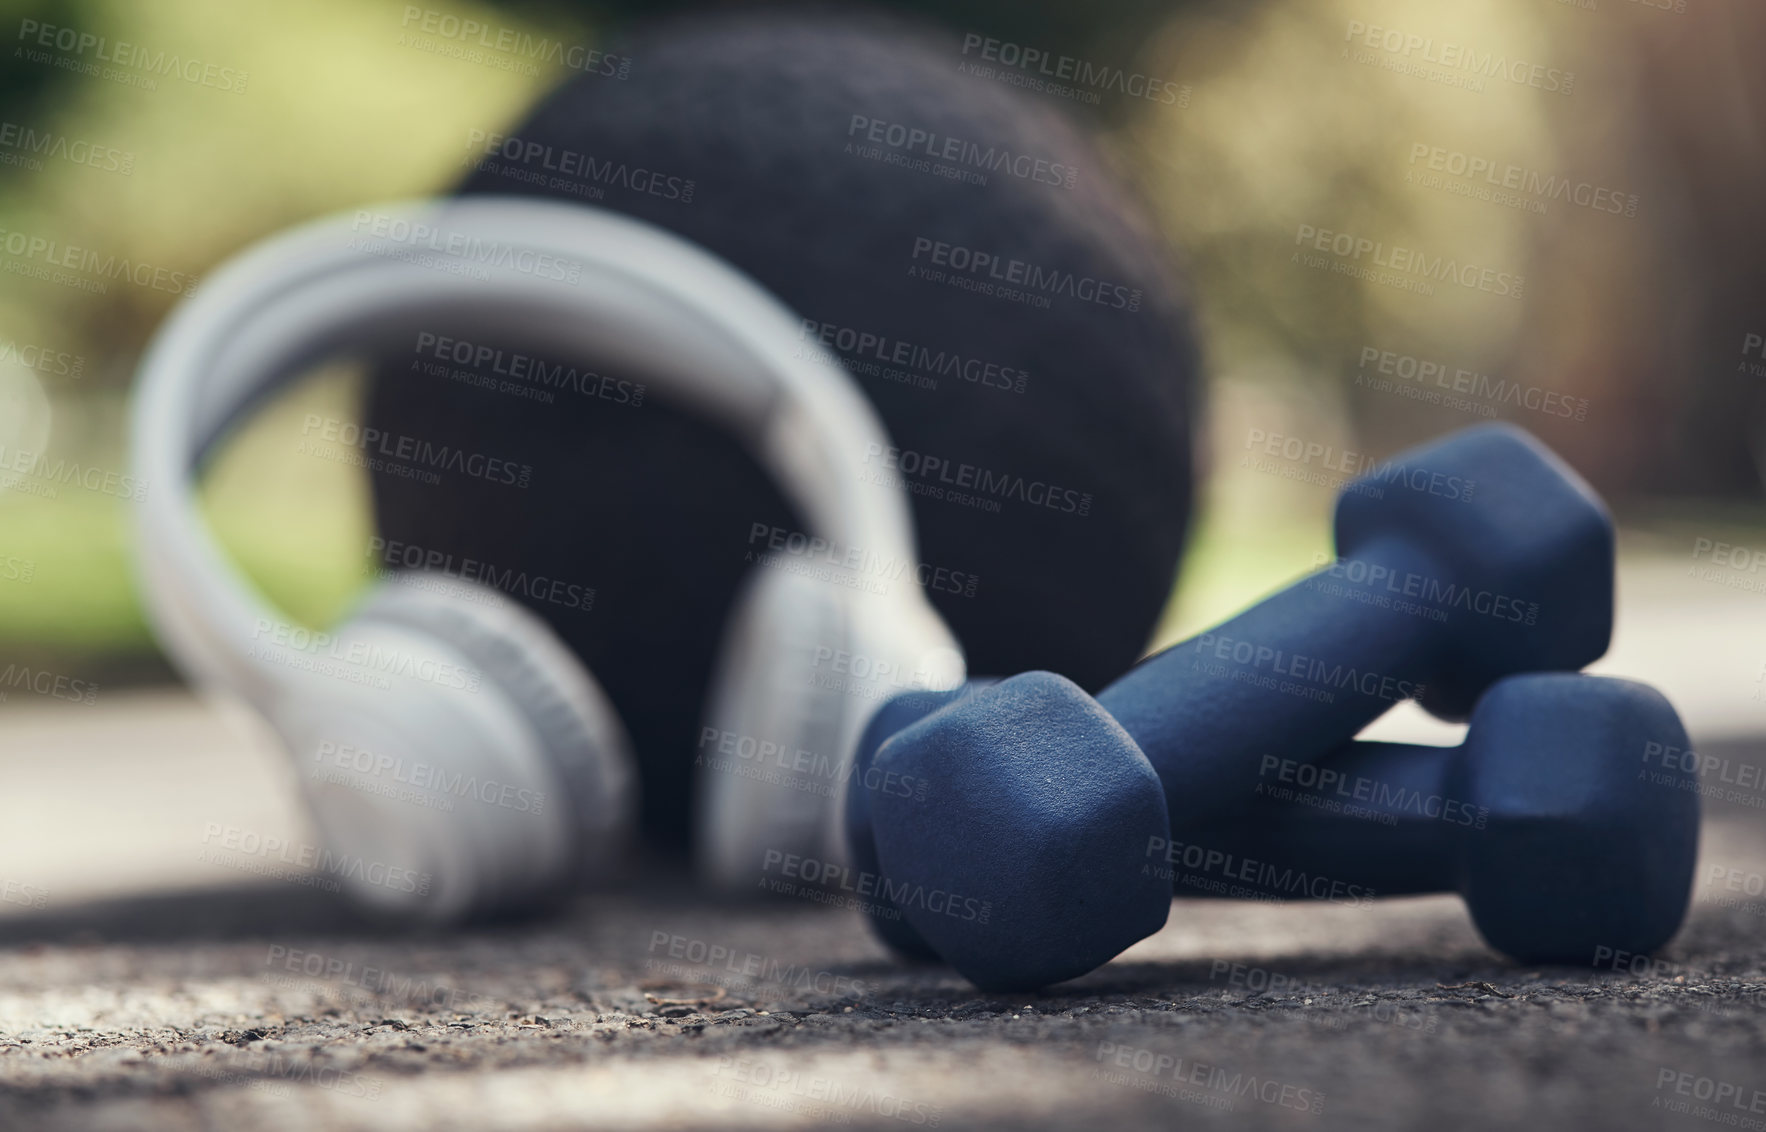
[1173,740,1460,898]
[1099,533,1448,830]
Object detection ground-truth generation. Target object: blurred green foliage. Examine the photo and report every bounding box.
[0,0,552,670]
[0,0,1759,681]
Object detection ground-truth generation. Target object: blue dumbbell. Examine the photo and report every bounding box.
[1101,422,1614,831]
[843,682,993,961]
[853,672,1169,989]
[1166,674,1700,963]
[854,424,1616,988]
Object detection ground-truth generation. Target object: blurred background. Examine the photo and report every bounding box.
[1,0,1763,900]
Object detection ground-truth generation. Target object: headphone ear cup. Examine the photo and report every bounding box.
[695,565,966,892]
[350,578,639,889]
[697,566,856,890]
[270,614,566,922]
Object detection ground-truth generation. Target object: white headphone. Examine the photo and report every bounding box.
[131,197,965,921]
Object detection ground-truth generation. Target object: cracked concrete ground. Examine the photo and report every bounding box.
[0,691,1763,1131]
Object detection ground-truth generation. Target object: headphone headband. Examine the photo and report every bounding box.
[131,197,925,707]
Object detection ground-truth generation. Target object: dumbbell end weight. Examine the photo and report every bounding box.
[1452,674,1698,964]
[870,672,1171,991]
[1178,675,1698,964]
[844,682,995,960]
[1334,423,1614,719]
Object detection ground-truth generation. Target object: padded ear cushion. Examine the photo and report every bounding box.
[697,563,964,890]
[351,578,638,886]
[696,565,855,890]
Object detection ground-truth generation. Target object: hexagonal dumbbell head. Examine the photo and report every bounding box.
[843,681,995,961]
[867,672,1170,991]
[1174,674,1699,963]
[1333,422,1614,719]
[1450,674,1698,962]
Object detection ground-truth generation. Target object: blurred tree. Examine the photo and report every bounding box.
[0,0,103,150]
[475,0,1192,119]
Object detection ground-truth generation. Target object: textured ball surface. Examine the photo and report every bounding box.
[362,11,1199,848]
[870,672,1171,990]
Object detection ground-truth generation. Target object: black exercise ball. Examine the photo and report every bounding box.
[364,8,1200,851]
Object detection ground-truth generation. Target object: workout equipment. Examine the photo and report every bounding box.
[845,680,995,959]
[1176,674,1700,963]
[857,424,1619,987]
[867,672,1169,991]
[1101,422,1613,831]
[130,196,962,922]
[862,670,1693,987]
